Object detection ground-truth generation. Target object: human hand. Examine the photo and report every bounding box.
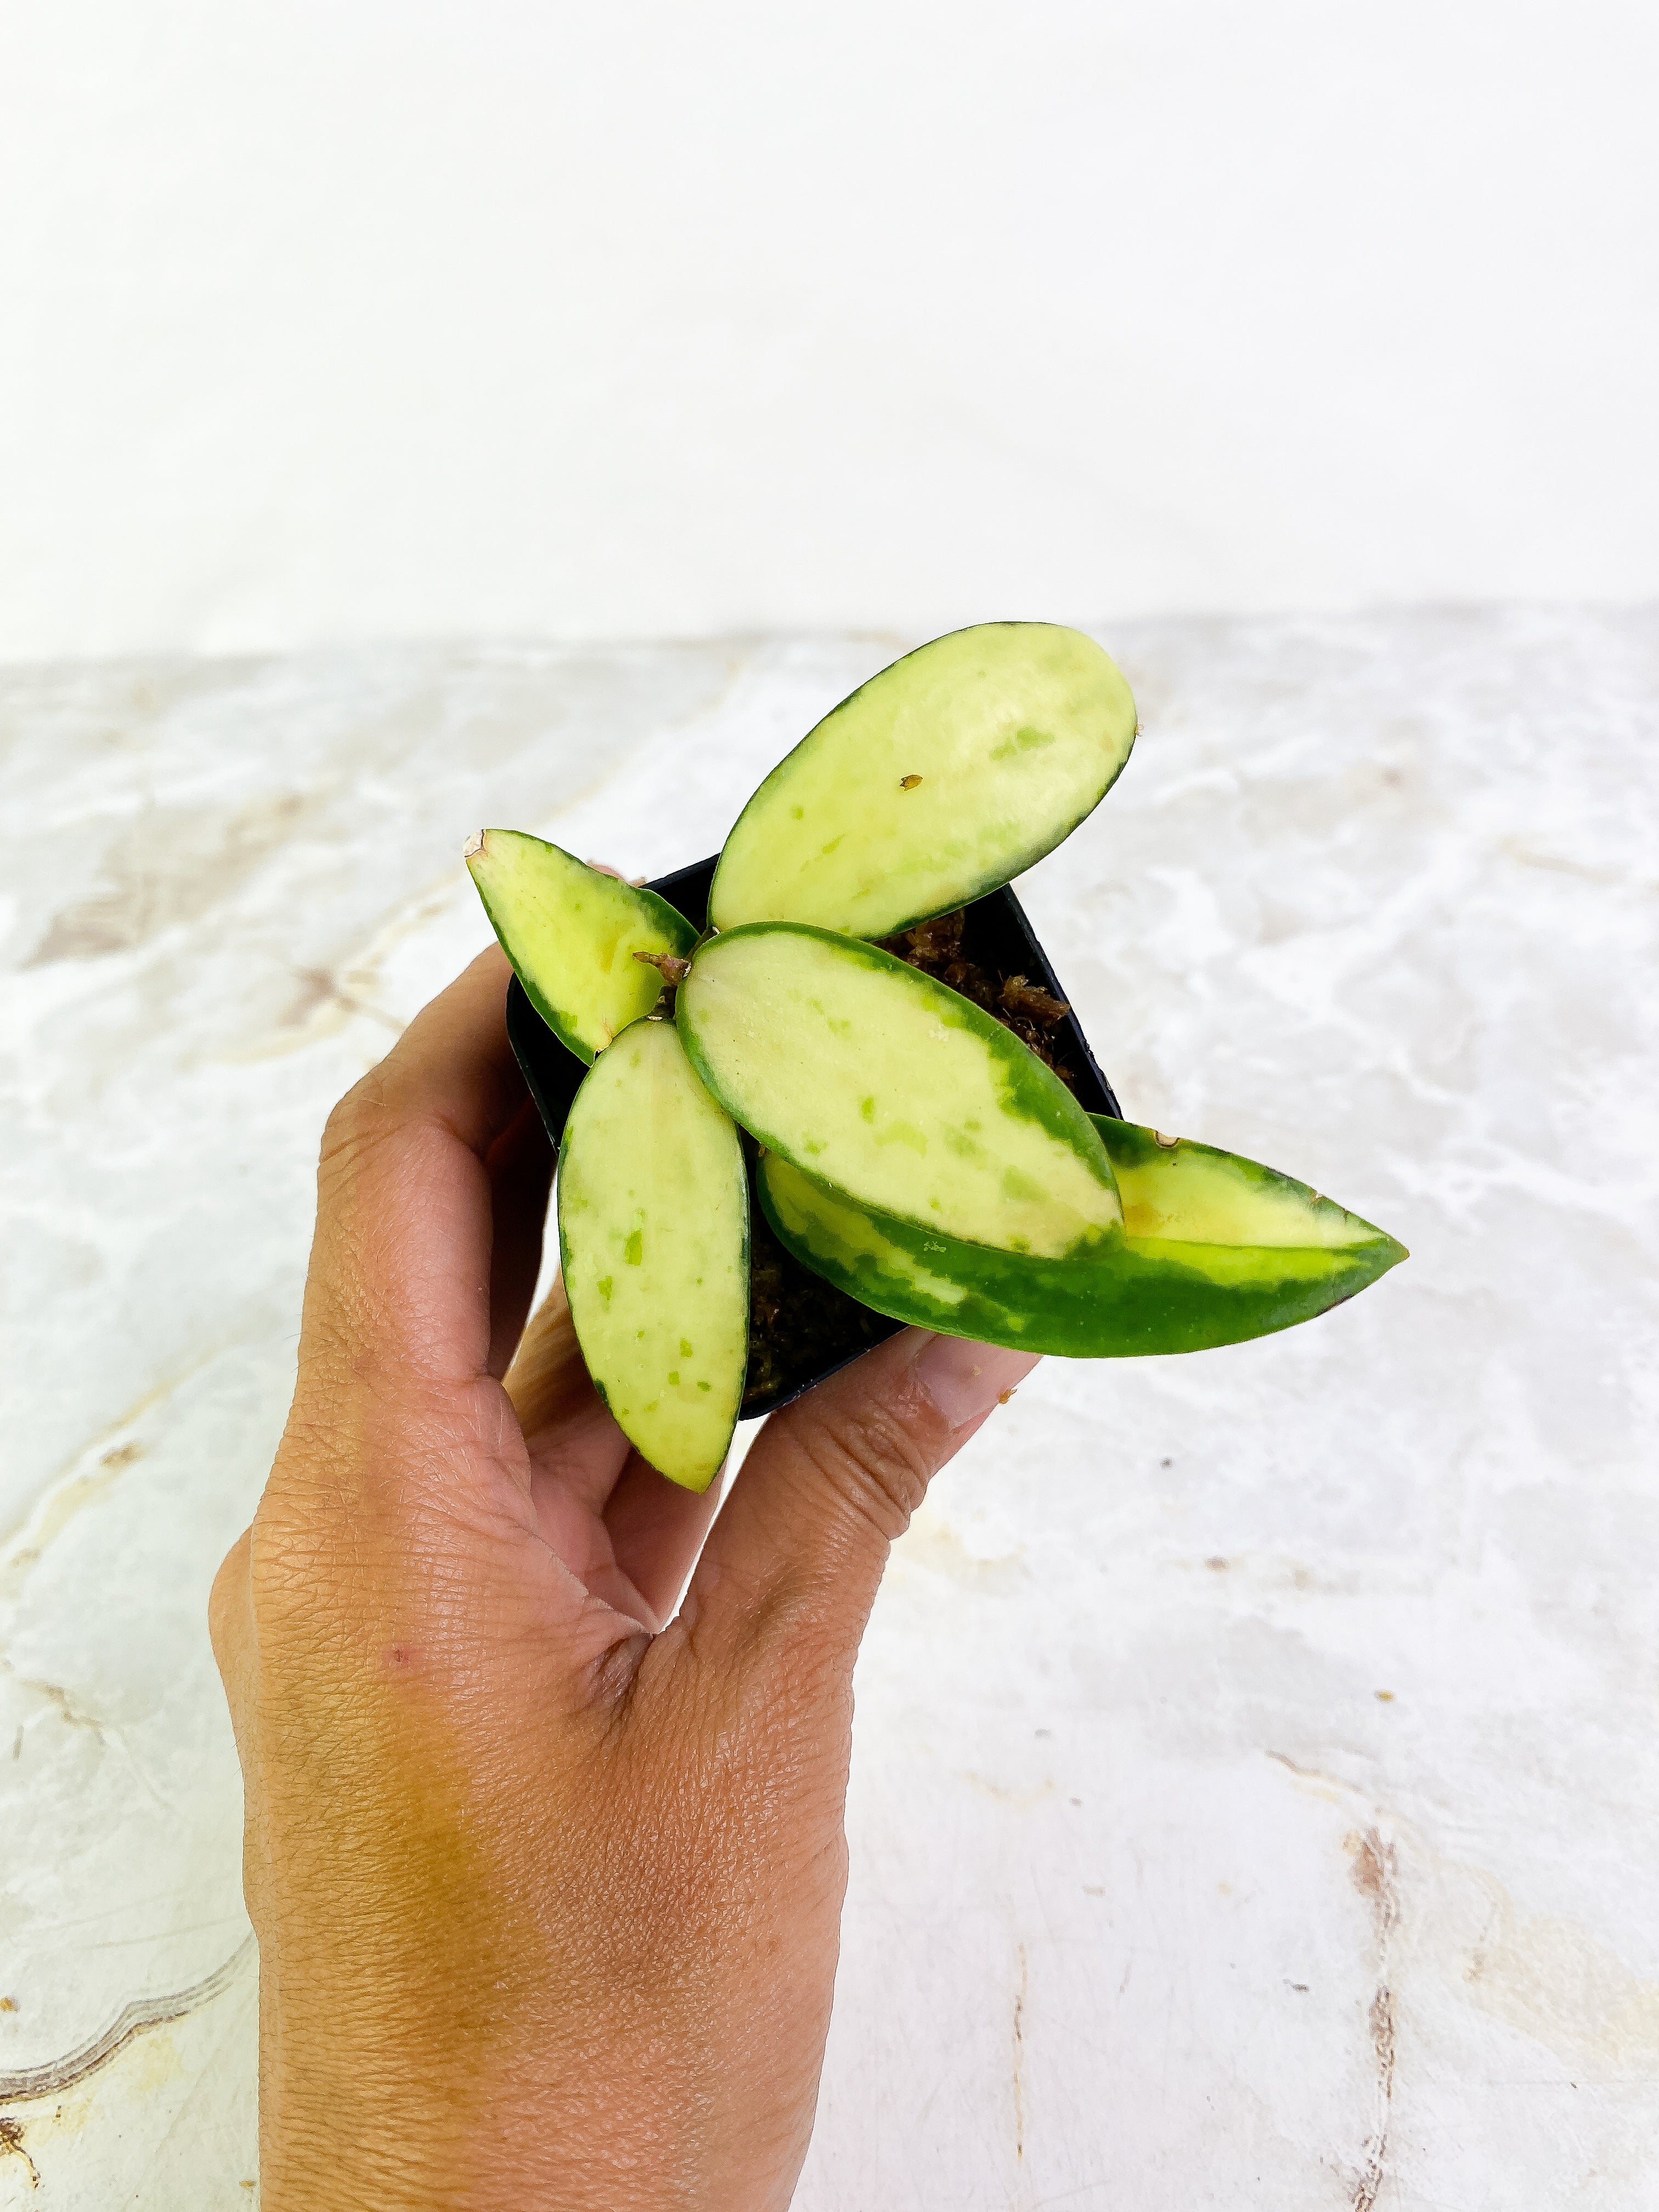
[210,946,1039,2211]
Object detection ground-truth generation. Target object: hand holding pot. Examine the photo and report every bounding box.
[210,945,1037,2212]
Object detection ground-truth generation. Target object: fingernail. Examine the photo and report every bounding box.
[912,1336,1042,1430]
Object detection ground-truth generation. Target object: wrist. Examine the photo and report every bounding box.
[257,2032,694,2212]
[258,2068,461,2212]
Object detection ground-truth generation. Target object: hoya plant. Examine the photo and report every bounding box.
[465,623,1405,1493]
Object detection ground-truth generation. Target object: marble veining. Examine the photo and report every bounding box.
[1,608,1655,2207]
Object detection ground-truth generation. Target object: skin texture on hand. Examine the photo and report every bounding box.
[210,946,1039,2211]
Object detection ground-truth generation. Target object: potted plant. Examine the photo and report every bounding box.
[466,622,1405,1491]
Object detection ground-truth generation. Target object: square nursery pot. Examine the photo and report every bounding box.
[506,855,1124,1419]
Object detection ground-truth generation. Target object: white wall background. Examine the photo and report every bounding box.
[2,0,1654,661]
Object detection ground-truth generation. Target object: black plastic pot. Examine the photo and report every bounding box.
[506,855,1122,1418]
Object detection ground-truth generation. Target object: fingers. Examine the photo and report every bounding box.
[301,946,527,1387]
[208,1527,257,1745]
[506,1277,726,1626]
[484,1098,555,1379]
[504,1276,591,1435]
[683,1330,1040,1677]
[602,1455,728,1631]
[507,1277,635,1509]
[340,943,526,1162]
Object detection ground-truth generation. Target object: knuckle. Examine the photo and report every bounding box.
[207,1531,251,1671]
[318,1071,399,1175]
[788,1391,936,1547]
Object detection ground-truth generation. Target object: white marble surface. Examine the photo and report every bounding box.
[1,608,1655,2207]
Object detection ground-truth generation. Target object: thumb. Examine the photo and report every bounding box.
[684,1328,1040,1675]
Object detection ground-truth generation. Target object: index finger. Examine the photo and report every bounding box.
[300,944,531,1387]
[334,941,527,1162]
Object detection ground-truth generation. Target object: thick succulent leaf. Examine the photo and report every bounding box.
[1090,1118,1392,1249]
[756,1117,1406,1357]
[467,829,696,1063]
[708,622,1137,939]
[678,923,1120,1260]
[557,1019,748,1491]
